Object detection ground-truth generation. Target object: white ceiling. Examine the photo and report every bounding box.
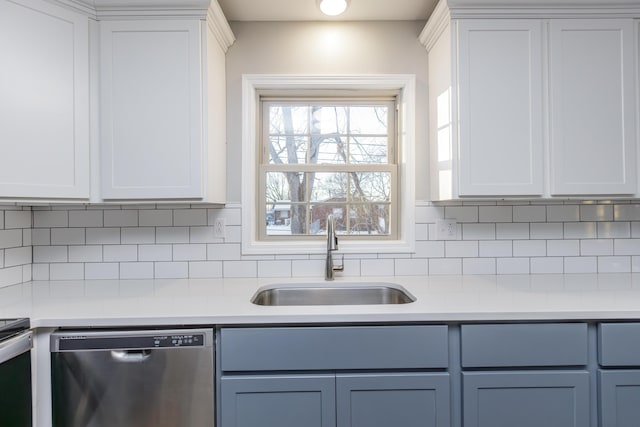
[217,0,438,21]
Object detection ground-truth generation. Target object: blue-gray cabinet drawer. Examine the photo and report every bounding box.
[461,323,588,368]
[220,325,448,372]
[598,323,640,366]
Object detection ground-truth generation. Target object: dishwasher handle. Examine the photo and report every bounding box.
[0,331,32,365]
[111,349,151,363]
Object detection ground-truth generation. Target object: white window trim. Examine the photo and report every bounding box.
[241,74,416,255]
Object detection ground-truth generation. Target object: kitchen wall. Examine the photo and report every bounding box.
[0,206,32,286]
[27,201,640,280]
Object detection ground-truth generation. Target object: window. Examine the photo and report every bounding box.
[260,99,397,240]
[242,75,415,255]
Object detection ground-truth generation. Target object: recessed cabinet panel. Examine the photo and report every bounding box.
[0,0,89,199]
[599,370,640,427]
[100,20,203,199]
[549,19,636,195]
[457,20,544,196]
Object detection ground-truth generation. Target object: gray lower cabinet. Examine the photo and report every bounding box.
[463,371,590,427]
[599,370,640,427]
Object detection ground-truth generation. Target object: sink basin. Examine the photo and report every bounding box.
[251,282,416,306]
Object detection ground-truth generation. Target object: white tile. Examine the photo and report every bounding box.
[414,241,444,258]
[360,259,395,276]
[291,259,324,277]
[0,249,3,268]
[395,258,428,276]
[547,205,579,222]
[0,229,22,249]
[4,210,31,229]
[445,241,478,258]
[173,244,207,261]
[428,258,462,275]
[462,224,495,240]
[69,245,103,262]
[444,206,478,223]
[33,246,67,263]
[208,208,242,226]
[4,247,31,267]
[207,243,241,261]
[85,263,119,280]
[104,245,138,262]
[189,227,222,244]
[497,257,530,274]
[633,256,640,273]
[50,263,84,280]
[31,264,50,280]
[139,245,172,261]
[0,266,23,287]
[530,223,563,240]
[479,241,512,257]
[479,206,512,223]
[513,206,546,223]
[0,210,4,229]
[414,223,429,241]
[22,265,31,282]
[104,210,139,227]
[139,210,173,226]
[598,222,631,238]
[530,257,563,274]
[632,223,640,238]
[156,227,189,244]
[615,239,640,256]
[68,210,103,227]
[155,262,189,279]
[598,256,631,273]
[225,225,242,243]
[513,240,546,257]
[257,260,292,278]
[547,240,580,256]
[564,257,597,274]
[189,261,223,278]
[51,228,85,245]
[496,223,529,240]
[580,239,614,256]
[580,205,613,222]
[31,229,50,246]
[121,227,155,244]
[562,222,596,239]
[615,204,640,221]
[33,210,68,228]
[120,262,154,279]
[86,228,121,244]
[23,229,31,246]
[463,258,496,274]
[174,209,207,226]
[223,260,257,278]
[415,205,444,223]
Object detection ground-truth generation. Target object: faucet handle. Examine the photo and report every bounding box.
[333,255,344,272]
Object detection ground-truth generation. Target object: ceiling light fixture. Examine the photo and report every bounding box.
[318,0,348,16]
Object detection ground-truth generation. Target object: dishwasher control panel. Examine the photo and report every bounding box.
[52,330,210,352]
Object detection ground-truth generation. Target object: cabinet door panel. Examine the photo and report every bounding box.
[549,19,636,195]
[463,371,589,427]
[457,19,543,196]
[599,370,640,427]
[0,0,89,199]
[100,20,203,199]
[336,373,450,427]
[220,375,335,427]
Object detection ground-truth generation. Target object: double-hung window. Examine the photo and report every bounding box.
[259,98,398,241]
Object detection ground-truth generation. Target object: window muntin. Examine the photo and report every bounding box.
[260,99,398,239]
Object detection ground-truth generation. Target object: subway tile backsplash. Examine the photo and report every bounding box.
[0,200,639,285]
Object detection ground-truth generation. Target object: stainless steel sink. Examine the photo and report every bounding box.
[251,282,416,306]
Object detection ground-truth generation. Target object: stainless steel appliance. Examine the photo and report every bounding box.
[0,318,33,427]
[50,328,215,427]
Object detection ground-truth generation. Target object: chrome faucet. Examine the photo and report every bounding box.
[325,214,344,281]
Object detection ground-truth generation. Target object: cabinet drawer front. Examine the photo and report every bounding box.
[221,325,448,372]
[598,323,640,366]
[461,323,588,367]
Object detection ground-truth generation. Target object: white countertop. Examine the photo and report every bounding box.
[3,274,640,327]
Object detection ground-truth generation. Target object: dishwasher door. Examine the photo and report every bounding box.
[51,328,214,427]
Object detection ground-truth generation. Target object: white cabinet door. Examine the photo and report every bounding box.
[100,20,203,199]
[0,0,90,199]
[549,19,636,196]
[457,19,544,196]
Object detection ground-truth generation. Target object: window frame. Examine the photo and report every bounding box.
[241,75,416,255]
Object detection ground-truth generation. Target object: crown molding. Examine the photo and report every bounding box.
[419,0,450,51]
[207,1,235,52]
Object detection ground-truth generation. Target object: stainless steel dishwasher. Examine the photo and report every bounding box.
[50,328,214,427]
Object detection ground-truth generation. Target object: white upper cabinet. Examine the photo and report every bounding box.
[457,19,544,196]
[549,19,636,196]
[99,12,233,202]
[0,0,90,200]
